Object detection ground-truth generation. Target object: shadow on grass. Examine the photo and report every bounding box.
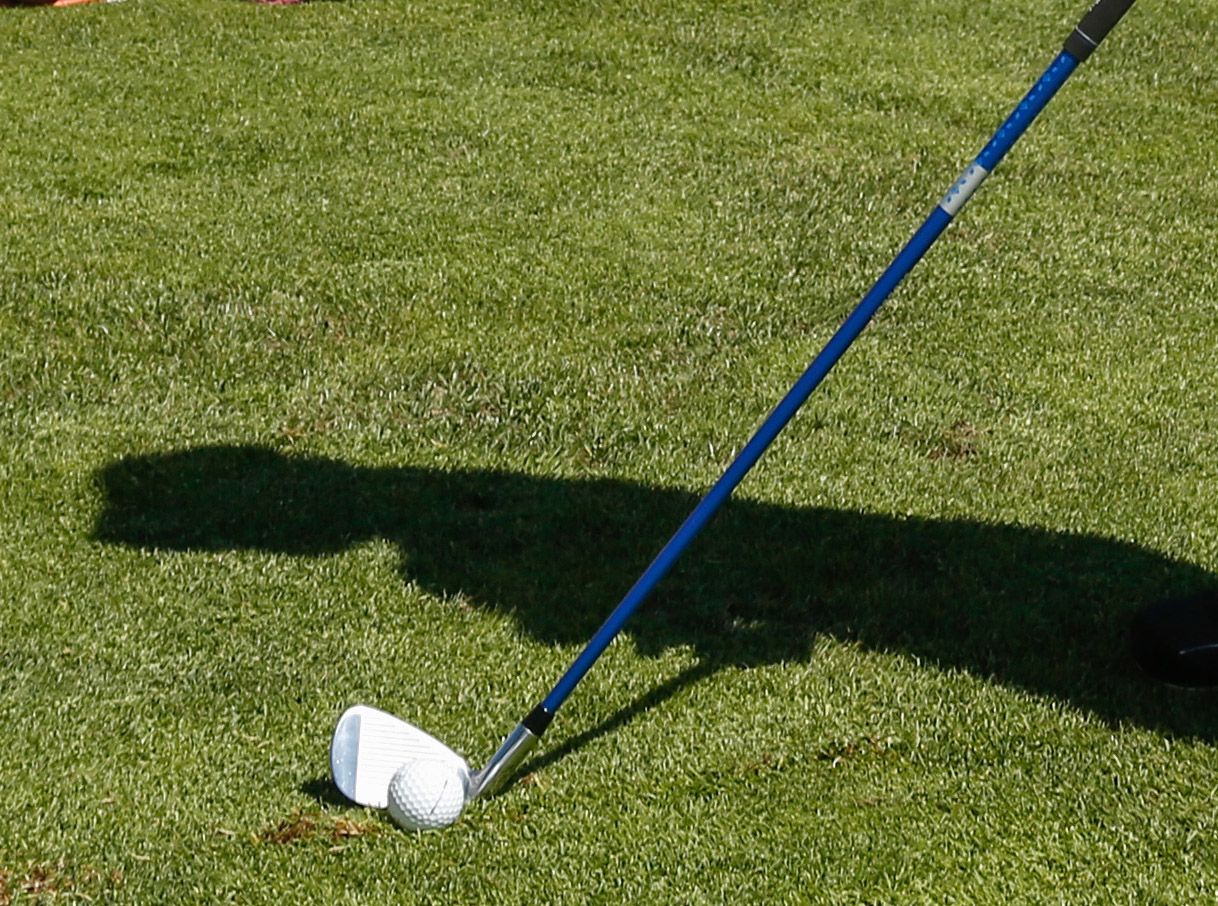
[94,445,1217,745]
[299,777,352,808]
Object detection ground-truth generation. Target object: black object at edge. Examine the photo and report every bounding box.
[1130,591,1218,687]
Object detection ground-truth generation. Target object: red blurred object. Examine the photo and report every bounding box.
[2,0,109,6]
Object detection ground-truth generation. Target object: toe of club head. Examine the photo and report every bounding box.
[330,704,470,808]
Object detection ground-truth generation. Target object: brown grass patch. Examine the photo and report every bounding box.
[255,811,383,846]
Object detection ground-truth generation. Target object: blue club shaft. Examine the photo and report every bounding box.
[538,48,1083,717]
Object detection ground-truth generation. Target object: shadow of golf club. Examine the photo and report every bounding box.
[94,445,1218,749]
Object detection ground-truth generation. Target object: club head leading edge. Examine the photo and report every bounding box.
[330,704,471,809]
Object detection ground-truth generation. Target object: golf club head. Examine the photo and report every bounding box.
[330,704,470,808]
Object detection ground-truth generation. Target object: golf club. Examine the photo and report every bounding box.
[332,0,1138,823]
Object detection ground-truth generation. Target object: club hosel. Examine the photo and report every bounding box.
[469,705,554,799]
[469,723,541,799]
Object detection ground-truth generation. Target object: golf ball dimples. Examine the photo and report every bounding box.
[387,759,467,831]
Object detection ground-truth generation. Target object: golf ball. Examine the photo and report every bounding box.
[386,759,467,831]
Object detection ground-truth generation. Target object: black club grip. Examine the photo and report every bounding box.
[1064,0,1137,61]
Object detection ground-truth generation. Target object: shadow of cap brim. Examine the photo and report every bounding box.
[1131,591,1218,688]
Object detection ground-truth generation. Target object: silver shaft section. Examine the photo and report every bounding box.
[469,723,539,799]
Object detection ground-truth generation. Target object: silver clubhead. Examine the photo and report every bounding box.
[330,704,470,808]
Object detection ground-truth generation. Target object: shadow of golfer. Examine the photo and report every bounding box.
[94,444,1218,745]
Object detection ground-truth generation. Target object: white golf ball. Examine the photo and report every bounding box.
[386,759,467,831]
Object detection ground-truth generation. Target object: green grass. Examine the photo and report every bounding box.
[3,0,1218,902]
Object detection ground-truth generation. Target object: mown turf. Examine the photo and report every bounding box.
[2,0,1217,902]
